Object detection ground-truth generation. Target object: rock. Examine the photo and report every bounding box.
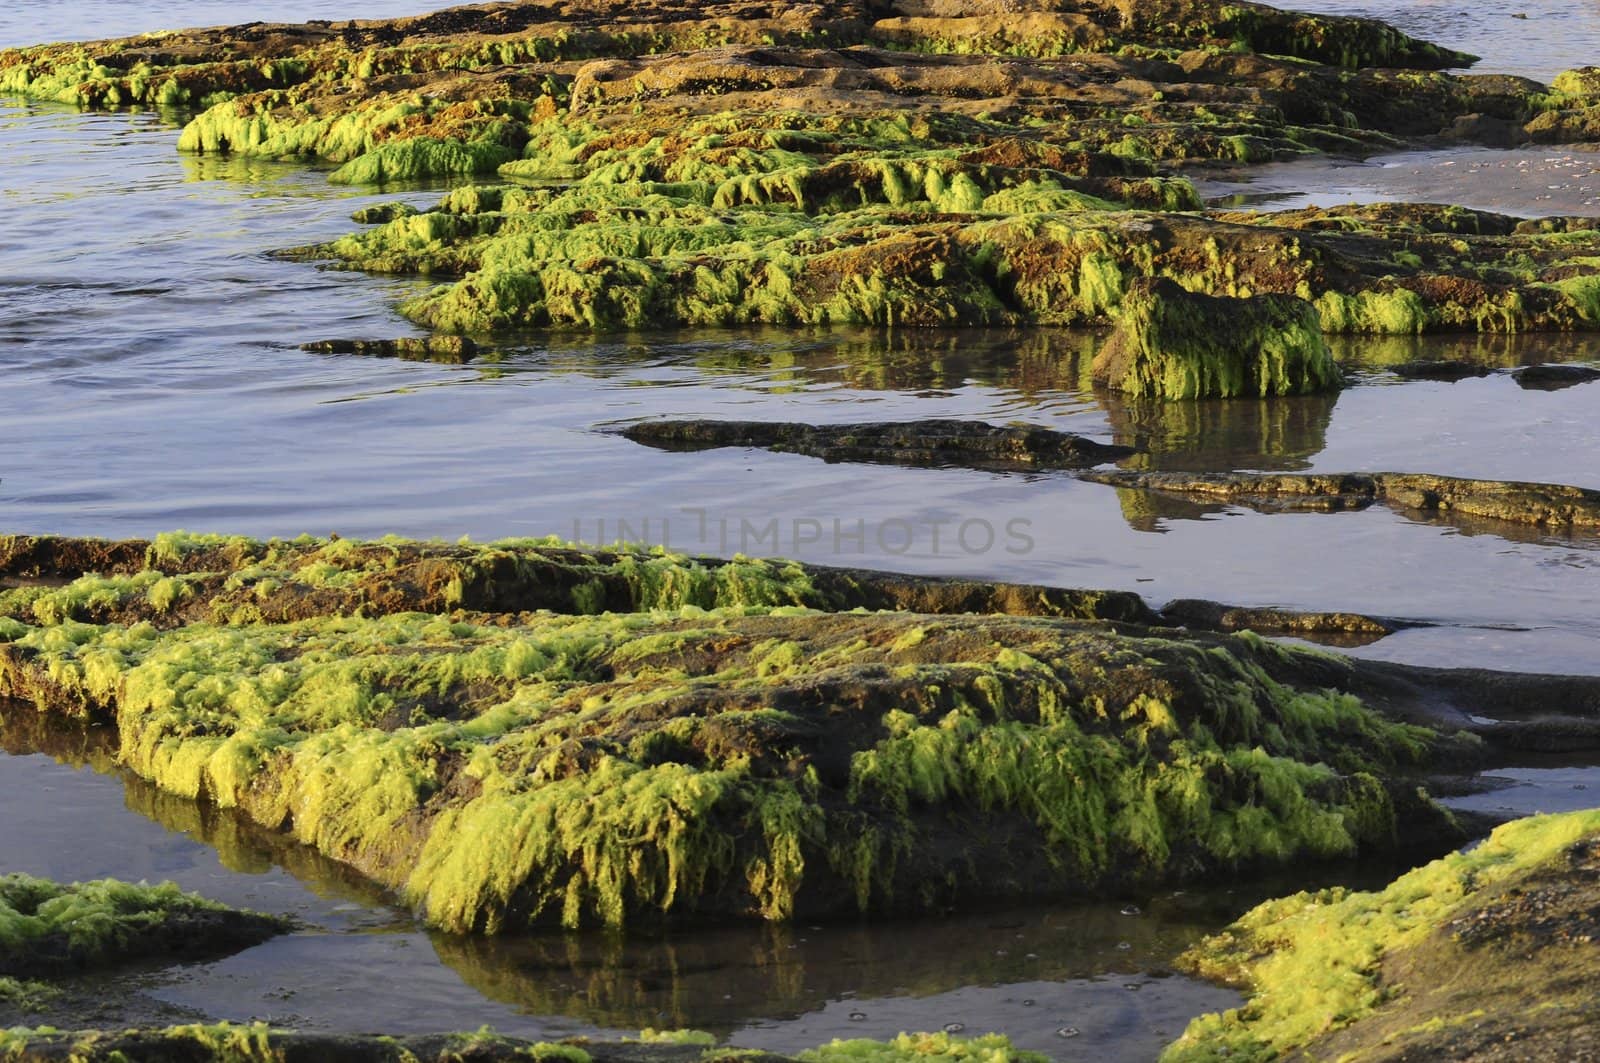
[1157,598,1401,638]
[5,530,1550,933]
[1091,279,1342,400]
[300,336,478,363]
[1448,112,1532,147]
[1166,810,1600,1061]
[0,874,288,978]
[618,418,1135,470]
[13,2,1600,336]
[1080,469,1600,529]
[1391,359,1493,381]
[349,201,419,224]
[0,1023,1056,1062]
[1512,363,1600,390]
[1552,66,1600,97]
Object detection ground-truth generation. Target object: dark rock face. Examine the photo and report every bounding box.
[1391,359,1493,381]
[619,418,1135,469]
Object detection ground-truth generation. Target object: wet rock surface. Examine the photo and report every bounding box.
[1513,362,1600,389]
[300,336,480,363]
[1391,359,1495,381]
[619,417,1134,470]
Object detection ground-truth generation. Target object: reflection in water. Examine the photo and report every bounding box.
[434,907,1247,1060]
[1112,487,1231,534]
[0,705,402,918]
[1103,392,1339,473]
[1328,331,1600,371]
[432,903,1216,1034]
[502,327,1104,399]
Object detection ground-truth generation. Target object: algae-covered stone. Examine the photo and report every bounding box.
[1551,67,1600,97]
[0,532,1496,934]
[1164,809,1600,1062]
[301,336,479,363]
[0,873,288,976]
[1092,279,1342,400]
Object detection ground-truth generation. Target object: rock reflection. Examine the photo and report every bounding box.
[1102,392,1339,474]
[1328,330,1600,370]
[0,703,399,913]
[430,903,1216,1033]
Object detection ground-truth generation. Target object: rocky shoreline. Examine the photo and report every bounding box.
[9,1,1600,340]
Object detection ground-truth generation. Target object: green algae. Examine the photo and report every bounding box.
[0,978,57,1013]
[0,1021,1065,1062]
[0,587,1460,932]
[798,1032,1047,1063]
[1162,809,1600,1062]
[0,874,287,976]
[1092,279,1342,399]
[9,0,1573,337]
[634,1029,717,1046]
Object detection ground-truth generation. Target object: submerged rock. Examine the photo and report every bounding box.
[1081,469,1600,529]
[1512,363,1600,390]
[1165,809,1600,1061]
[0,874,288,977]
[619,418,1134,470]
[1391,359,1493,381]
[1090,279,1342,400]
[301,335,478,363]
[350,202,419,225]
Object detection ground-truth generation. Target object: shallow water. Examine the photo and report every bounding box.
[1198,146,1600,216]
[1441,757,1600,818]
[0,732,1242,1058]
[1289,0,1600,82]
[3,0,1600,1055]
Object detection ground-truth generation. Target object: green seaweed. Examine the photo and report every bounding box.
[0,588,1456,932]
[0,874,287,975]
[798,1032,1049,1062]
[1092,280,1342,399]
[1163,809,1600,1062]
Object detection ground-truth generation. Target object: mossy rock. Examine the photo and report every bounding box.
[0,533,1499,934]
[1164,809,1600,1061]
[1091,279,1342,400]
[11,1,1600,338]
[0,874,289,977]
[1551,66,1600,97]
